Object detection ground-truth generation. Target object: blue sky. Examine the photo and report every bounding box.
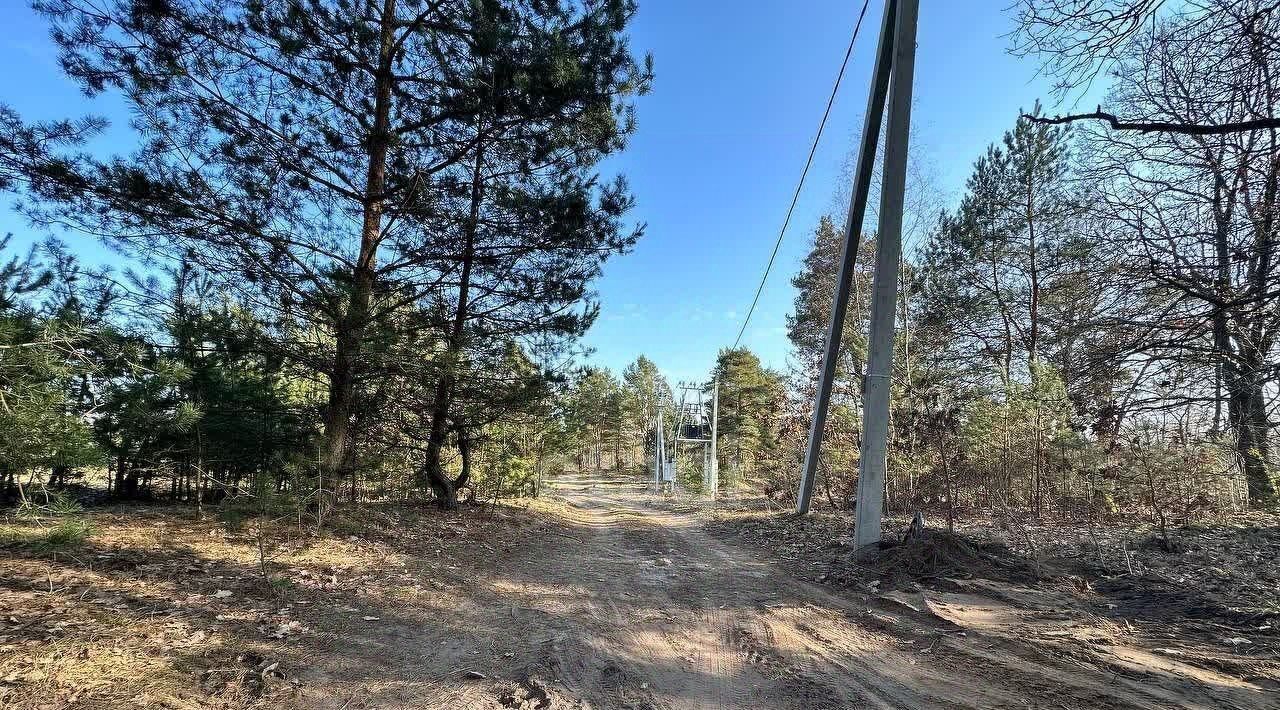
[0,1,1085,385]
[583,0,1092,384]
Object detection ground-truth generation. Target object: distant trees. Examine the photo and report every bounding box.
[0,238,318,503]
[621,356,671,463]
[562,366,621,470]
[110,262,311,500]
[708,348,785,489]
[0,238,101,497]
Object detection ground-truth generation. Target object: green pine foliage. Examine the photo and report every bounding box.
[0,0,652,511]
[709,348,785,490]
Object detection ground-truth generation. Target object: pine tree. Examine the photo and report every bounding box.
[709,347,784,488]
[787,216,876,386]
[564,367,623,471]
[917,107,1082,514]
[413,0,651,505]
[0,237,103,497]
[621,355,671,464]
[919,107,1078,390]
[24,0,651,500]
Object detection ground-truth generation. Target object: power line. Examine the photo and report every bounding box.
[732,0,873,350]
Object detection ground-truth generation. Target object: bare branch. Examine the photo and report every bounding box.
[1025,109,1280,135]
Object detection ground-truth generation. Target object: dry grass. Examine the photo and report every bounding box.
[0,500,557,709]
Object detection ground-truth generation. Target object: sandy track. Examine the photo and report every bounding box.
[399,471,1269,710]
[5,472,1268,709]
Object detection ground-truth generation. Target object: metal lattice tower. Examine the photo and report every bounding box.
[654,380,719,498]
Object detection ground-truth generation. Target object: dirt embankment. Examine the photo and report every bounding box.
[705,504,1280,707]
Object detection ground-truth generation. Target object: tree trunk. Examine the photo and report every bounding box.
[321,0,398,486]
[425,458,458,509]
[1242,383,1274,503]
[423,429,474,509]
[456,433,472,491]
[123,461,139,498]
[1227,353,1275,504]
[1028,218,1044,518]
[422,384,459,508]
[422,136,486,507]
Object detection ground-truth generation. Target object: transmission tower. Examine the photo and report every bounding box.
[657,380,720,497]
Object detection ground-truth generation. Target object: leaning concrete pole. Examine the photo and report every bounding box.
[853,0,919,551]
[796,0,899,514]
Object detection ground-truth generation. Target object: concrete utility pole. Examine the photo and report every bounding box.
[654,412,663,491]
[672,383,687,492]
[797,0,920,555]
[854,0,918,550]
[706,381,716,496]
[796,0,900,515]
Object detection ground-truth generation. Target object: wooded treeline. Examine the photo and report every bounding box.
[571,0,1280,523]
[712,0,1280,522]
[3,0,1279,526]
[0,0,653,509]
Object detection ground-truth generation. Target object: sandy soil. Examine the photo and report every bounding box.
[2,472,1275,709]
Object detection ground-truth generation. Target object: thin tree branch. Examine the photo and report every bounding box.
[1026,109,1280,135]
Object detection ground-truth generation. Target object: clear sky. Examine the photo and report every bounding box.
[0,0,1083,386]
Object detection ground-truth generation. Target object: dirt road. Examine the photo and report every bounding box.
[3,470,1272,708]
[386,471,1269,710]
